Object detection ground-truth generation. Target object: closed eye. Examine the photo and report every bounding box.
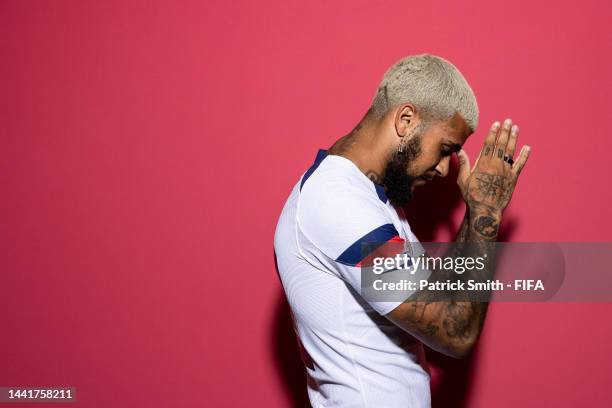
[441,146,453,156]
[441,142,461,156]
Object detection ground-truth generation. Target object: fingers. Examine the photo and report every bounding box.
[480,119,523,169]
[481,121,501,158]
[512,145,531,175]
[506,124,519,157]
[495,118,513,160]
[456,149,471,186]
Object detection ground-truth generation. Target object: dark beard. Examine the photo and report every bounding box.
[382,132,422,207]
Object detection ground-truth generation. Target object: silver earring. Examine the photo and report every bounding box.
[398,142,403,153]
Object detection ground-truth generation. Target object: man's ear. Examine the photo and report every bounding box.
[394,104,417,139]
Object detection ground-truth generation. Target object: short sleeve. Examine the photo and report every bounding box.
[297,182,408,315]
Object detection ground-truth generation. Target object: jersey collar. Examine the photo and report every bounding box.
[315,149,388,204]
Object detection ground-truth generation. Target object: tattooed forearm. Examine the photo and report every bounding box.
[447,211,470,260]
[437,206,500,343]
[442,302,472,341]
[455,211,469,242]
[424,322,438,336]
[388,205,500,357]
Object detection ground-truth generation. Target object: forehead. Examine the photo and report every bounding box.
[427,112,471,144]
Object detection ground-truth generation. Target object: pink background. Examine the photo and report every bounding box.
[2,0,612,406]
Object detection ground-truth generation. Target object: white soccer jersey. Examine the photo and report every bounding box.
[274,149,432,408]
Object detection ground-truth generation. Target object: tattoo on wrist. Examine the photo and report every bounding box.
[473,215,499,238]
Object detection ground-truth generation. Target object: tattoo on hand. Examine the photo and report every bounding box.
[476,173,505,196]
[475,173,512,206]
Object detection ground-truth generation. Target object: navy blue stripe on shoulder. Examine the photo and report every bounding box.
[300,149,328,191]
[374,183,388,203]
[336,223,400,266]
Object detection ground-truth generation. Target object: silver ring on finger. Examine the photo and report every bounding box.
[503,154,514,165]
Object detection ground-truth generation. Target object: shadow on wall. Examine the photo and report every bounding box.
[271,160,518,407]
[271,298,311,407]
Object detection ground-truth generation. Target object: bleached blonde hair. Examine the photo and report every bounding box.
[371,54,479,131]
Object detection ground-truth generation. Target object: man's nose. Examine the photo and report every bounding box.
[435,156,450,178]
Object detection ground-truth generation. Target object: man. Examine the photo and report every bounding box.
[274,54,530,407]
